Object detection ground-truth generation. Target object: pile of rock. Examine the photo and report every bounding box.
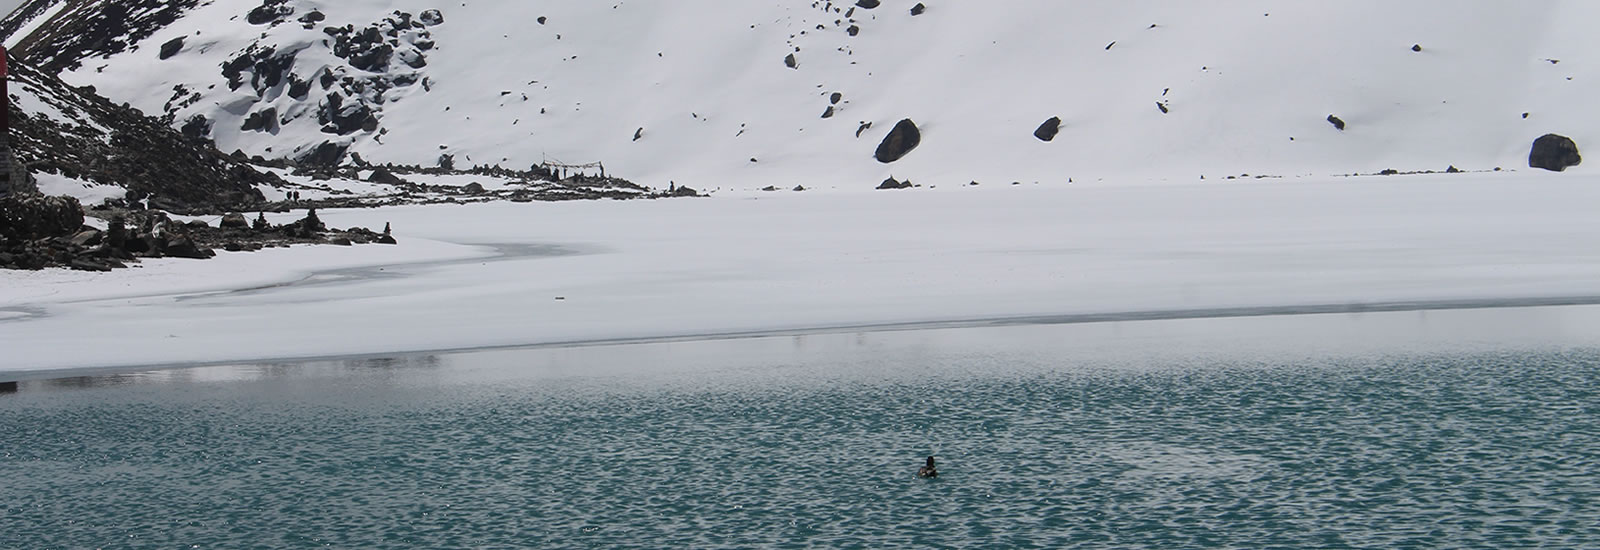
[1,197,397,271]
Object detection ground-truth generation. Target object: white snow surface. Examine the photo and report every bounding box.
[32,172,125,207]
[6,173,1600,372]
[58,0,1600,190]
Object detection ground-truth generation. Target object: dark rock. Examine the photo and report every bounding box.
[1446,165,1462,173]
[1530,133,1582,172]
[70,229,103,247]
[438,154,455,170]
[377,234,398,245]
[856,0,879,8]
[847,25,860,36]
[1379,169,1400,176]
[877,177,912,190]
[247,1,293,25]
[633,127,644,141]
[69,259,113,272]
[822,106,835,119]
[368,167,404,184]
[463,182,486,194]
[419,9,445,26]
[1327,115,1346,131]
[223,242,244,252]
[220,213,250,229]
[785,53,798,69]
[180,115,213,140]
[299,141,349,167]
[856,121,873,138]
[0,196,84,241]
[164,236,214,259]
[793,185,807,192]
[537,16,547,25]
[1412,44,1422,52]
[241,107,279,132]
[1156,101,1169,114]
[874,119,922,163]
[159,37,185,60]
[830,92,843,104]
[1034,116,1062,142]
[911,3,926,15]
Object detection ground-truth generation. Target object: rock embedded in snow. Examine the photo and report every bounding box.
[1529,133,1581,172]
[1034,117,1062,141]
[856,0,880,9]
[877,176,912,189]
[159,37,185,60]
[785,53,799,69]
[874,119,922,163]
[911,3,926,16]
[1327,115,1346,131]
[419,10,446,26]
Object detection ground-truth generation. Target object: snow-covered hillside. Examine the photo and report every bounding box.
[10,0,1600,189]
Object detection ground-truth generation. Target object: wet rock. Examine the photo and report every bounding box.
[1530,134,1582,172]
[874,119,922,163]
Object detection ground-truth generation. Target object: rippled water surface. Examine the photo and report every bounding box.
[4,309,1600,548]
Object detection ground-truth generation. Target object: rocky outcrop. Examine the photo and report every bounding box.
[874,119,922,163]
[5,58,271,213]
[1529,134,1581,172]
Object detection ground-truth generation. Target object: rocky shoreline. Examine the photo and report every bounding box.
[1,194,396,272]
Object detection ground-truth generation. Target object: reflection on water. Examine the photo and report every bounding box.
[2,306,1600,548]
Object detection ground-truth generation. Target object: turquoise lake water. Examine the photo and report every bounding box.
[3,307,1599,548]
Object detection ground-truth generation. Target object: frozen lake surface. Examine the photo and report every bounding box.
[3,306,1598,548]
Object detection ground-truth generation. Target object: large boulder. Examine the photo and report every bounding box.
[874,119,922,163]
[1529,134,1581,172]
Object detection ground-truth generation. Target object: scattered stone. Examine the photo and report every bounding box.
[911,3,926,15]
[822,106,835,119]
[1446,165,1462,173]
[463,182,486,194]
[856,0,880,8]
[419,9,445,26]
[856,121,873,138]
[1412,44,1422,52]
[1156,101,1169,114]
[874,119,922,163]
[1034,117,1062,142]
[1529,133,1582,172]
[785,53,798,69]
[830,92,843,104]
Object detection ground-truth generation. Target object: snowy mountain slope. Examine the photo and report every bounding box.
[4,56,273,211]
[16,0,1600,189]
